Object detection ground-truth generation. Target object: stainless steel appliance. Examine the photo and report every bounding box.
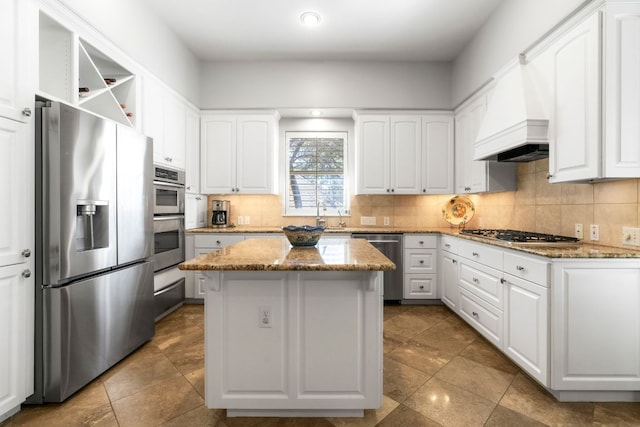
[32,100,154,403]
[460,229,580,245]
[210,200,230,227]
[352,234,403,301]
[152,164,186,320]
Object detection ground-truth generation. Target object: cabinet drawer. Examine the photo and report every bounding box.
[459,287,503,349]
[459,259,504,309]
[404,234,437,249]
[404,249,437,273]
[403,274,437,299]
[440,235,459,253]
[504,251,549,286]
[194,233,244,248]
[458,240,503,270]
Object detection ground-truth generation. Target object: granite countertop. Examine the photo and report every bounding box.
[186,226,640,259]
[179,237,397,271]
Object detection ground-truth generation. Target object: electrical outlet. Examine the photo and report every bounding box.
[590,224,599,241]
[623,227,640,246]
[259,306,272,328]
[383,217,390,226]
[237,216,243,225]
[360,216,376,225]
[244,216,250,225]
[575,223,583,239]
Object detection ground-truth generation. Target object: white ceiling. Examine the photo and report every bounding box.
[143,0,504,62]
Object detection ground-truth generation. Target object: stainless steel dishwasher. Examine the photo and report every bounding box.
[352,234,403,301]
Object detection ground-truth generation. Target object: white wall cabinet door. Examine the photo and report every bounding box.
[504,274,549,386]
[142,77,165,166]
[544,12,601,183]
[390,116,421,194]
[552,261,640,390]
[201,115,236,194]
[162,94,186,169]
[236,115,276,194]
[0,0,36,123]
[455,95,487,193]
[185,106,200,193]
[421,114,454,194]
[356,116,390,194]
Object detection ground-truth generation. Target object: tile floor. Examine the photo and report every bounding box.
[3,303,640,426]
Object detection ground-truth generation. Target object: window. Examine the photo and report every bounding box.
[284,131,349,216]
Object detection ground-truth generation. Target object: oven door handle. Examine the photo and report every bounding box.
[153,215,185,221]
[153,181,185,189]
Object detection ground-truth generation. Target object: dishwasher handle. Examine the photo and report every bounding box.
[362,240,401,244]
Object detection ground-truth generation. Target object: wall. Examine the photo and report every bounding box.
[451,0,587,105]
[57,0,201,105]
[206,158,640,250]
[199,61,452,109]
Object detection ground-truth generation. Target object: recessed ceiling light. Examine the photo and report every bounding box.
[310,110,322,117]
[300,11,321,26]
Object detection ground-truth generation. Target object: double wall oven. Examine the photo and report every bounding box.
[152,165,186,320]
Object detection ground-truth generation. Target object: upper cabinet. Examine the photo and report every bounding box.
[185,106,201,193]
[200,112,279,195]
[454,90,516,194]
[142,75,189,170]
[0,0,37,123]
[38,11,138,127]
[528,1,640,183]
[355,112,454,195]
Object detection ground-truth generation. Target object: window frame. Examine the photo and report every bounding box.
[282,130,350,217]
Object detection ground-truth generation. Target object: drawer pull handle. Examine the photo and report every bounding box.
[419,241,424,245]
[22,269,31,278]
[472,311,478,317]
[444,243,450,248]
[516,265,525,271]
[216,240,221,244]
[472,277,479,283]
[419,285,425,289]
[472,252,479,257]
[452,259,457,264]
[500,278,506,284]
[419,260,424,264]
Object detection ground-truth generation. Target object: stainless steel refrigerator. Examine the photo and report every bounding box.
[30,100,155,403]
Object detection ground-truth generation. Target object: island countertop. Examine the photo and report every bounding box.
[179,237,396,271]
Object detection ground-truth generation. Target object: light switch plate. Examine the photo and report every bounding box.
[590,224,599,241]
[575,223,583,239]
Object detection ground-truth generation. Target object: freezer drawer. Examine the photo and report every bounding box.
[42,261,154,402]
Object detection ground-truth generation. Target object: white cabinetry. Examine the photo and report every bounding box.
[1,0,36,123]
[185,107,200,193]
[552,260,640,391]
[201,113,279,195]
[185,195,207,230]
[454,90,516,194]
[185,233,245,299]
[530,3,640,182]
[440,236,459,311]
[403,235,438,299]
[142,76,186,169]
[355,112,454,195]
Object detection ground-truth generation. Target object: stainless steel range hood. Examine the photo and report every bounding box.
[473,58,549,162]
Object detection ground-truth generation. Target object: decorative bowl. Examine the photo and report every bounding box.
[282,225,325,247]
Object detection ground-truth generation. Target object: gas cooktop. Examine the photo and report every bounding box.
[460,229,580,245]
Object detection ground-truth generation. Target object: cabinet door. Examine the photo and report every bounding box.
[356,116,390,194]
[0,119,31,267]
[236,115,275,194]
[0,0,36,123]
[604,4,640,178]
[184,194,199,230]
[421,115,454,194]
[441,251,458,311]
[546,13,601,183]
[390,116,421,194]
[142,77,165,166]
[504,274,548,386]
[552,262,640,390]
[201,115,236,194]
[0,263,31,416]
[185,107,200,193]
[162,94,186,169]
[455,95,487,193]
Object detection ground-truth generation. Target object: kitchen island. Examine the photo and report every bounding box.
[179,237,395,417]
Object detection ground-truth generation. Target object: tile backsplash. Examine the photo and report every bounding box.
[207,159,640,249]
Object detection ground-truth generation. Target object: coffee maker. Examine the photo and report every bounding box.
[210,200,230,228]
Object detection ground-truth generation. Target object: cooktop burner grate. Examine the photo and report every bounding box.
[460,229,580,244]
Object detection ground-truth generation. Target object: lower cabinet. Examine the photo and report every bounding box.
[440,236,459,310]
[552,260,640,391]
[403,234,438,300]
[458,286,504,348]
